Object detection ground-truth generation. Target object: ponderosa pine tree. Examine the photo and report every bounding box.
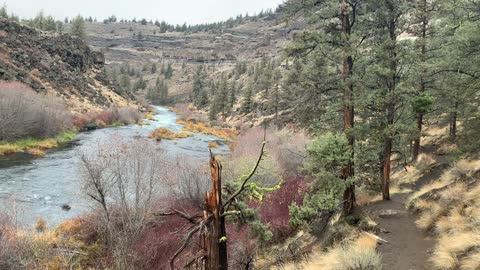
[365,0,410,200]
[409,0,437,161]
[433,0,480,142]
[284,0,370,214]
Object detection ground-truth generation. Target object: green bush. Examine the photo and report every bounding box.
[289,132,353,227]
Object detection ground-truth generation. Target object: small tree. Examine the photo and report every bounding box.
[290,132,352,228]
[151,62,157,74]
[80,139,167,269]
[70,15,86,40]
[165,63,174,79]
[0,4,8,19]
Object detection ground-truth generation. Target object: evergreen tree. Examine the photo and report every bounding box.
[151,63,157,74]
[241,83,254,114]
[285,0,372,212]
[56,21,64,34]
[70,15,86,40]
[0,4,8,19]
[147,78,169,105]
[228,80,237,109]
[164,63,174,79]
[120,74,131,92]
[409,0,438,161]
[363,0,411,200]
[192,66,208,107]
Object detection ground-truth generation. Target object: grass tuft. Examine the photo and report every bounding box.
[0,130,77,156]
[148,128,193,141]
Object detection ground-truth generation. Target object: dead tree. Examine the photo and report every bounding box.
[160,141,268,270]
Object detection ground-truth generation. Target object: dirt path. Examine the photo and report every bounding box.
[365,192,434,270]
[364,150,449,270]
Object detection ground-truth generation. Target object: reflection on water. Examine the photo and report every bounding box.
[0,106,229,227]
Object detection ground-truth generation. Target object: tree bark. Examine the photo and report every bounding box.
[340,0,355,215]
[203,155,228,270]
[450,101,458,140]
[383,136,392,200]
[412,0,428,162]
[382,0,397,201]
[412,112,423,161]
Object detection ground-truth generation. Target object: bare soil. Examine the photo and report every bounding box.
[364,147,449,270]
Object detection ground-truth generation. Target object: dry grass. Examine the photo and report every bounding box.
[208,141,219,149]
[0,131,76,156]
[25,148,46,157]
[177,119,237,140]
[409,159,480,270]
[0,144,16,155]
[460,251,480,270]
[358,184,412,206]
[144,113,156,121]
[272,232,381,270]
[148,128,193,141]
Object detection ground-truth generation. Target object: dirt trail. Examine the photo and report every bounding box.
[364,148,448,270]
[365,192,434,270]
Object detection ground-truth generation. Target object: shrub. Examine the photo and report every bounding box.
[149,128,177,141]
[254,178,308,241]
[208,141,219,148]
[336,246,382,270]
[80,139,169,269]
[73,107,141,130]
[0,81,72,141]
[290,132,352,228]
[232,127,309,178]
[165,158,211,208]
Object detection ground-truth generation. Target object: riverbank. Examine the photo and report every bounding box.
[0,131,77,157]
[0,107,150,157]
[169,103,238,141]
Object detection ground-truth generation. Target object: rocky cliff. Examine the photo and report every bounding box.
[0,19,131,112]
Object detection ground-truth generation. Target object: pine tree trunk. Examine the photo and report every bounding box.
[383,136,392,200]
[412,0,428,162]
[412,112,423,161]
[340,0,355,215]
[450,102,458,140]
[382,0,397,201]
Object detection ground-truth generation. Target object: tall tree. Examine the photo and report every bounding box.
[285,0,368,214]
[409,0,437,161]
[366,0,410,200]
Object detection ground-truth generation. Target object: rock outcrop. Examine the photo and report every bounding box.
[0,19,131,112]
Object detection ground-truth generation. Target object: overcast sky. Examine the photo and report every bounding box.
[4,0,285,25]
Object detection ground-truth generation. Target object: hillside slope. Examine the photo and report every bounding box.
[0,19,132,113]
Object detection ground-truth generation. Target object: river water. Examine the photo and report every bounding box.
[0,106,229,227]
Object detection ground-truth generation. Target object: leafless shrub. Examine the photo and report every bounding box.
[0,211,22,270]
[79,138,169,270]
[165,158,211,208]
[171,103,208,122]
[111,106,142,125]
[225,127,309,187]
[0,81,72,140]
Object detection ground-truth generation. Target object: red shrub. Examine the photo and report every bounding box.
[130,198,203,270]
[253,178,308,241]
[72,114,90,130]
[95,110,115,125]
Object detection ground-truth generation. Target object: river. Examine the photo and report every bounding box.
[0,106,229,227]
